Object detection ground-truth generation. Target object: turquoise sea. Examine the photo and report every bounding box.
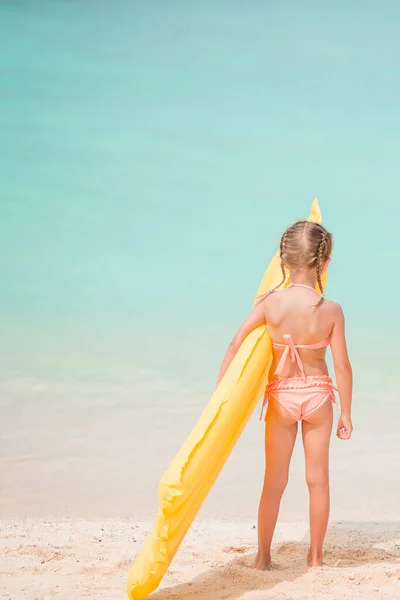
[1,1,400,521]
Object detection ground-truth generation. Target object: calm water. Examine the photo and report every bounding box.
[1,1,400,521]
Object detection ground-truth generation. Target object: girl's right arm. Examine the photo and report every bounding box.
[330,303,353,440]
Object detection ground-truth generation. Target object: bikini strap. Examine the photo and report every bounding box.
[274,334,306,380]
[288,283,316,291]
[288,282,325,299]
[272,337,330,350]
[254,288,274,304]
[299,338,330,349]
[272,334,330,379]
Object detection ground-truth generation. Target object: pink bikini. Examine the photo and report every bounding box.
[259,284,337,422]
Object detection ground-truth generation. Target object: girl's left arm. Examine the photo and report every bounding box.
[215,301,266,387]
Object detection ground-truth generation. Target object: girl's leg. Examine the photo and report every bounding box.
[302,399,333,567]
[255,399,298,570]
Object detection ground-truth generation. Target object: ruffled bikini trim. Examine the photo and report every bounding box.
[266,375,334,392]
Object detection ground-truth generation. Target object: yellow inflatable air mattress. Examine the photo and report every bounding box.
[127,198,324,599]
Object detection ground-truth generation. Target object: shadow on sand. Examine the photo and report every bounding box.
[150,522,400,600]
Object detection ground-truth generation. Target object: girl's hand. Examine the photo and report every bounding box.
[336,414,353,440]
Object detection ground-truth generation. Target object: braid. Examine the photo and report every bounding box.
[253,219,332,306]
[315,232,327,307]
[273,230,288,291]
[254,230,288,303]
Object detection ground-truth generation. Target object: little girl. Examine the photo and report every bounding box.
[216,220,353,568]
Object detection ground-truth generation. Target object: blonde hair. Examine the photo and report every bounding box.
[273,220,333,307]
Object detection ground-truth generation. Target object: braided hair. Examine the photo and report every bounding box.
[255,220,332,306]
[315,229,328,306]
[275,229,288,291]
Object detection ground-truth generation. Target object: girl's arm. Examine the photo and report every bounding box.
[330,303,353,440]
[216,301,266,387]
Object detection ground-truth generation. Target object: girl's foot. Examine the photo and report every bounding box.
[307,549,324,568]
[253,552,271,570]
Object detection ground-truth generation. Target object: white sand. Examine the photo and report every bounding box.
[2,519,400,599]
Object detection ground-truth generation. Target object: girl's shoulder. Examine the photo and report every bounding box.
[322,298,342,311]
[321,299,345,322]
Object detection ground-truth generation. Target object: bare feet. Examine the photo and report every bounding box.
[307,549,324,568]
[253,552,271,570]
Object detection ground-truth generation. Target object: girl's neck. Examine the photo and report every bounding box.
[289,269,317,289]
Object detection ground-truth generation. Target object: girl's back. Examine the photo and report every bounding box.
[265,284,339,379]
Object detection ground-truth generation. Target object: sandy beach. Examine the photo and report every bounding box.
[2,518,400,599]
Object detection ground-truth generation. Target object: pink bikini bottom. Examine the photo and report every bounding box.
[260,375,337,422]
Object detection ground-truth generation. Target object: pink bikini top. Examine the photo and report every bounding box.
[268,283,330,380]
